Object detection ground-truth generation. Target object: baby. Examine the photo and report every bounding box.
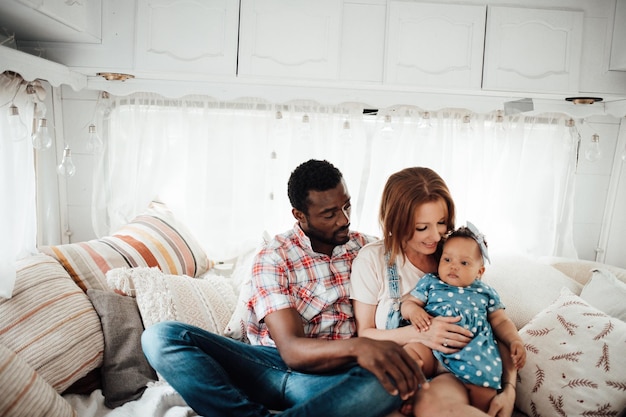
[401,222,525,413]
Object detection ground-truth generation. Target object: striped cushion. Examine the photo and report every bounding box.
[0,343,76,417]
[0,254,104,393]
[40,202,212,292]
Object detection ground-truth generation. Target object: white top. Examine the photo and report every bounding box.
[350,240,427,329]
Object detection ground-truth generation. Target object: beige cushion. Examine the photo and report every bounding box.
[107,267,237,334]
[482,254,582,329]
[0,343,76,417]
[516,288,626,416]
[0,254,104,393]
[539,256,626,286]
[40,201,213,292]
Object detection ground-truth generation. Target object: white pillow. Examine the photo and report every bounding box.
[223,233,269,342]
[516,288,626,416]
[579,268,626,322]
[482,254,582,329]
[107,267,237,334]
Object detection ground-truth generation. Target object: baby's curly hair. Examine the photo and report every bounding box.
[445,226,488,260]
[446,226,484,244]
[287,160,343,214]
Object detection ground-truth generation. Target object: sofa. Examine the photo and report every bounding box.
[1,202,625,417]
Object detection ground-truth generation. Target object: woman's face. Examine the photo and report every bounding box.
[404,199,448,257]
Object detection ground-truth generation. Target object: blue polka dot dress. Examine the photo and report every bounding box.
[410,273,504,389]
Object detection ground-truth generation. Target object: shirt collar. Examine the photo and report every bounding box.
[293,222,350,258]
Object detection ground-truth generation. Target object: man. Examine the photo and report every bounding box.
[142,159,426,417]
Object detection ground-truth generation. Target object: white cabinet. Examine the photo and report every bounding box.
[385,1,486,90]
[238,0,343,80]
[135,0,239,75]
[0,0,101,43]
[483,6,584,94]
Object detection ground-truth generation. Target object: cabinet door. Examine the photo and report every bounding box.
[135,0,239,75]
[340,1,386,83]
[238,0,342,80]
[483,6,583,94]
[385,1,486,90]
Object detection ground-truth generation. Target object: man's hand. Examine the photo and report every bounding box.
[265,308,429,401]
[354,337,429,400]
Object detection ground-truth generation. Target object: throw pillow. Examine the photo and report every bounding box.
[223,233,268,342]
[107,267,237,334]
[0,253,104,393]
[0,343,76,417]
[87,289,158,408]
[482,253,582,329]
[516,288,626,416]
[40,201,213,292]
[579,268,626,322]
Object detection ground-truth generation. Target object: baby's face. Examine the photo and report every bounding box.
[438,237,485,287]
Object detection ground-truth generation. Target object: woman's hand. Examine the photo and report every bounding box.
[408,315,473,353]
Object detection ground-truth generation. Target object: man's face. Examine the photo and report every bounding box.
[295,179,351,255]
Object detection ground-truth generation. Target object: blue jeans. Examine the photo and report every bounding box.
[142,321,402,417]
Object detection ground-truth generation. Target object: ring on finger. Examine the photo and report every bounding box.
[443,338,448,347]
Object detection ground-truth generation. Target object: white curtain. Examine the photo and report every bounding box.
[0,73,38,298]
[95,94,578,261]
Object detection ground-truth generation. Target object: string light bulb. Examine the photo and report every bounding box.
[377,114,395,140]
[418,111,432,129]
[86,124,103,153]
[57,145,76,177]
[7,104,28,142]
[99,91,112,119]
[339,118,353,141]
[32,118,53,150]
[299,113,312,140]
[584,133,602,162]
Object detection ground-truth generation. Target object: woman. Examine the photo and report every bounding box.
[351,167,517,416]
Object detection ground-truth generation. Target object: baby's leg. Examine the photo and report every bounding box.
[403,342,437,378]
[466,384,497,413]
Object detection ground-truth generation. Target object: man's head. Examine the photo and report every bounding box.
[288,160,351,255]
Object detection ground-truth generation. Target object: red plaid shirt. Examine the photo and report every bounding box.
[247,224,377,347]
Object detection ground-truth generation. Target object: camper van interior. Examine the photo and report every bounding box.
[1,1,625,416]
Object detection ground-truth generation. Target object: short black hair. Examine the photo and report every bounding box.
[287,159,343,214]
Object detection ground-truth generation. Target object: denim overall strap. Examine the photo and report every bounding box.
[385,252,403,329]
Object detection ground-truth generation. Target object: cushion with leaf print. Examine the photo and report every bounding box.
[515,287,626,417]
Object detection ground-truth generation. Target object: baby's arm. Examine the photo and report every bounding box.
[489,309,526,369]
[401,295,432,331]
